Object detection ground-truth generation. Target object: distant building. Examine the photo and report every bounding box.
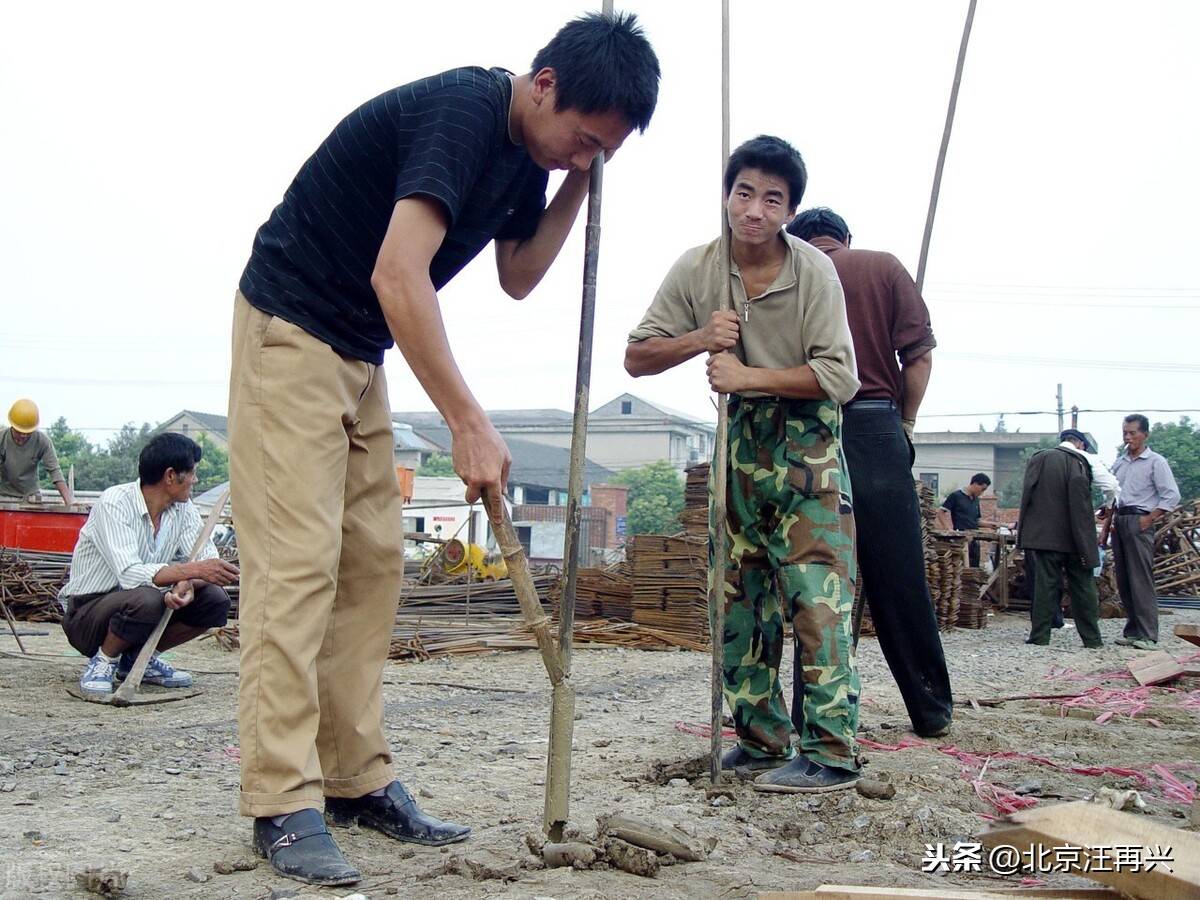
[394,393,715,475]
[157,410,229,450]
[392,423,438,470]
[911,431,1061,500]
[409,426,613,506]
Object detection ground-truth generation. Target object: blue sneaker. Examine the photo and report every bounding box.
[116,651,194,688]
[80,653,118,695]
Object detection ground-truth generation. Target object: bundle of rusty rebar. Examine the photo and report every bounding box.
[0,549,70,622]
[1152,501,1200,596]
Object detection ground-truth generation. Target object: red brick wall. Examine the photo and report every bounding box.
[589,484,628,549]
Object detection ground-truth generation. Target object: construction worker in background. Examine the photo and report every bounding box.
[942,473,997,566]
[787,207,953,740]
[228,13,660,886]
[0,399,72,506]
[1017,428,1111,649]
[1107,413,1180,649]
[626,136,863,793]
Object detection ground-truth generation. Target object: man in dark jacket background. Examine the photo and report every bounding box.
[1017,431,1103,648]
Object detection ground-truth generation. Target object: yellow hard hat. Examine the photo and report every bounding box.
[8,399,39,433]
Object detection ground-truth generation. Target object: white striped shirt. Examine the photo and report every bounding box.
[60,480,218,599]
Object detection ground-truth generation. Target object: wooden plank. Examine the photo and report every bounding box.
[1128,650,1185,686]
[981,800,1200,899]
[1174,624,1200,649]
[765,891,1116,899]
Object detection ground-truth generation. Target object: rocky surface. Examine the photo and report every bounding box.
[1,609,1198,898]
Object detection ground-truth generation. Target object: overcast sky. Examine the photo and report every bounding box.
[3,1,1197,464]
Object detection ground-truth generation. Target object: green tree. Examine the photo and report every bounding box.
[58,422,154,491]
[194,433,229,493]
[40,417,95,489]
[1148,416,1200,502]
[417,453,456,477]
[613,460,685,535]
[997,436,1057,508]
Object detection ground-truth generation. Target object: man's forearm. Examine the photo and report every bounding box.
[377,273,489,433]
[900,351,932,421]
[625,333,707,377]
[54,479,72,506]
[740,364,828,400]
[497,170,590,299]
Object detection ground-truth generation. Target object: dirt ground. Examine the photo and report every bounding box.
[2,608,1199,899]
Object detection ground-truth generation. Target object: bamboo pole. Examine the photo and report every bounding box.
[708,0,732,786]
[549,0,613,840]
[914,0,978,293]
[481,487,573,838]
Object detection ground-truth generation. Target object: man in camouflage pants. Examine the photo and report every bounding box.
[625,136,862,792]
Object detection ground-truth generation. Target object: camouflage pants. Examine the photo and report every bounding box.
[709,397,861,771]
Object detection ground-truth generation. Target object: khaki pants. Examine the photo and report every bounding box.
[228,292,405,818]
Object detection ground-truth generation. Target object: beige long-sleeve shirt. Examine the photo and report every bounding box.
[628,232,860,403]
[0,429,65,496]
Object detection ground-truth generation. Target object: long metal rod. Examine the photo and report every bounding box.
[914,0,977,293]
[0,585,28,654]
[709,0,732,786]
[550,0,614,839]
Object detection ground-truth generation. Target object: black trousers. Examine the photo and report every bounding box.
[795,403,953,735]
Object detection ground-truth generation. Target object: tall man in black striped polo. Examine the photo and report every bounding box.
[228,13,660,887]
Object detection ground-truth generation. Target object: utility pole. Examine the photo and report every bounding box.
[1056,383,1064,433]
[1070,406,1079,429]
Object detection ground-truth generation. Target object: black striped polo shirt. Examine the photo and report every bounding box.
[239,66,548,364]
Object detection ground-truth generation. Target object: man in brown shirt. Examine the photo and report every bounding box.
[787,208,952,738]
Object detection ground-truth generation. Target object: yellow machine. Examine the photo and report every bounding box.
[441,537,507,581]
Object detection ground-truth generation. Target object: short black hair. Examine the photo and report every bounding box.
[1123,413,1150,435]
[531,12,660,133]
[139,432,202,485]
[723,135,807,210]
[970,473,991,487]
[787,207,851,243]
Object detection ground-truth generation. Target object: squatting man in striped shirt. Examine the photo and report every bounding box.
[228,13,660,887]
[58,433,239,696]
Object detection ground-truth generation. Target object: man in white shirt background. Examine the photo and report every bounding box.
[59,432,239,695]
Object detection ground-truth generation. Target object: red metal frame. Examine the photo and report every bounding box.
[0,507,88,553]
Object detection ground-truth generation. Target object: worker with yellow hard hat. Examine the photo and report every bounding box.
[0,399,73,506]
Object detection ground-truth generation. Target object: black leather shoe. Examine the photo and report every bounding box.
[914,718,952,738]
[720,744,790,772]
[252,808,361,886]
[326,781,471,847]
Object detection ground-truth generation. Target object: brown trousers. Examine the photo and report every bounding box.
[228,293,405,817]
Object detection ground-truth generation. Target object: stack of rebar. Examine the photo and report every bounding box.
[0,549,70,622]
[679,463,710,538]
[572,563,633,620]
[629,534,709,643]
[927,531,967,630]
[956,566,989,629]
